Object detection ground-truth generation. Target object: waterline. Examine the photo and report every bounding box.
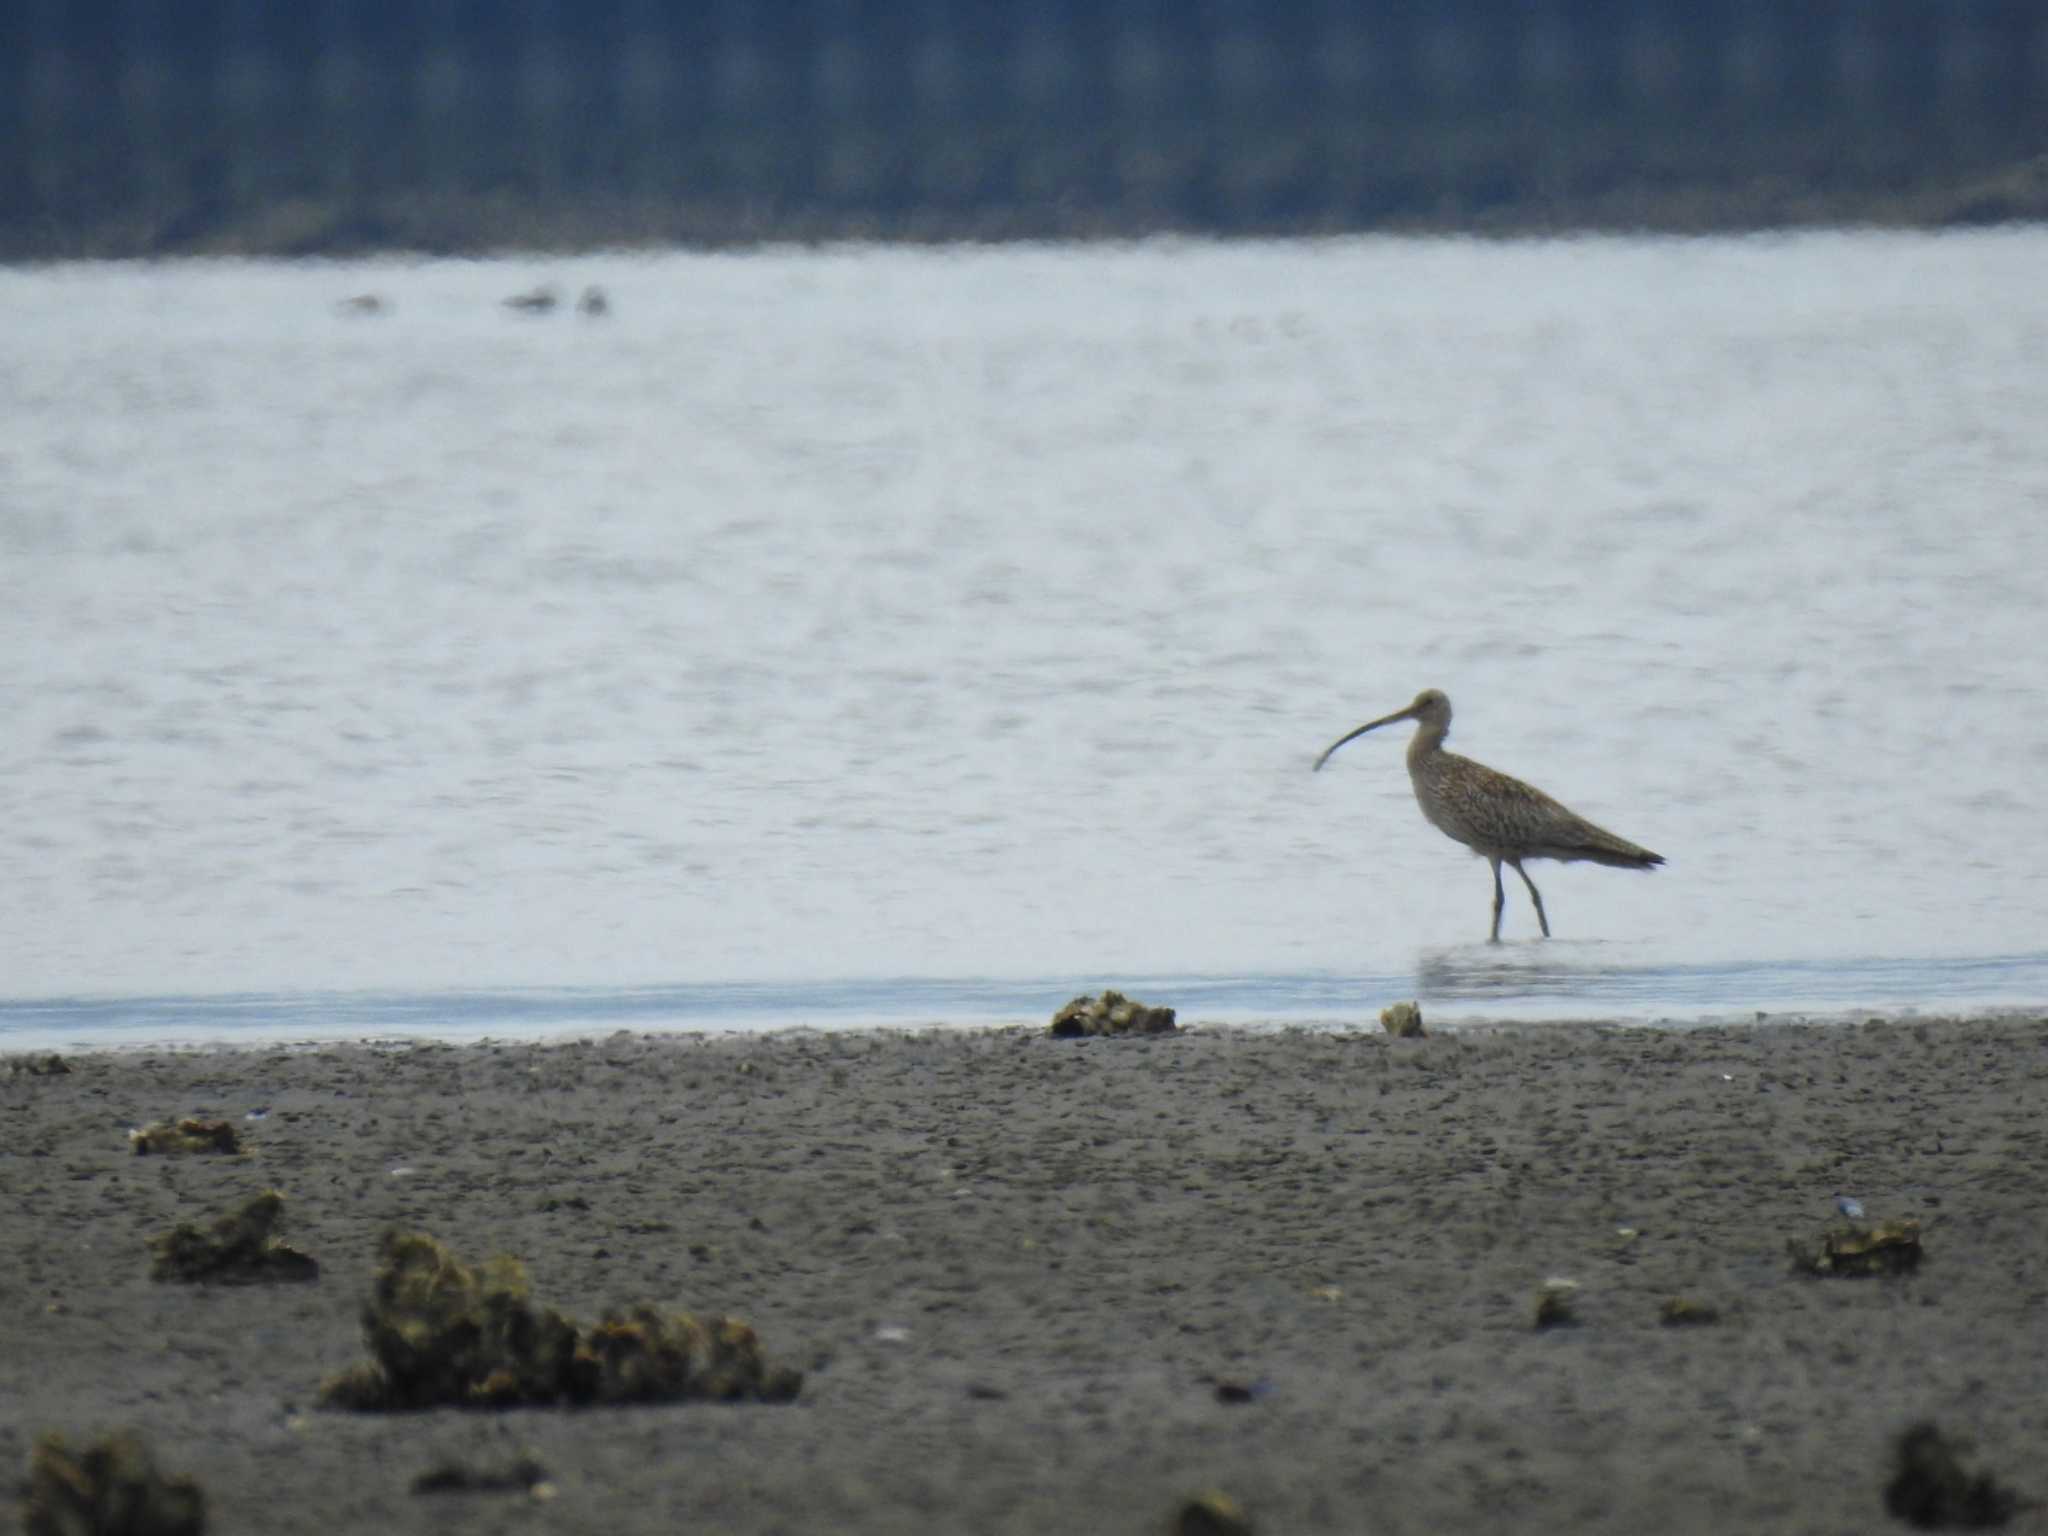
[2,951,2041,1051]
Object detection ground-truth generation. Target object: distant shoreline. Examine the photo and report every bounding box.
[7,157,2048,263]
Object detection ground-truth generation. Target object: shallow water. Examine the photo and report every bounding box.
[3,233,2046,1042]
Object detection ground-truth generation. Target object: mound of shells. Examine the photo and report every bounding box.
[1049,990,1178,1037]
[320,1230,801,1410]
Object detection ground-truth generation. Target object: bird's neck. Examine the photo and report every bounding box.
[1406,720,1448,776]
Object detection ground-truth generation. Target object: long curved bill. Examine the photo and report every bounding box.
[1312,704,1416,772]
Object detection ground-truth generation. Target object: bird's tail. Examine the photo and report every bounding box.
[1574,837,1664,870]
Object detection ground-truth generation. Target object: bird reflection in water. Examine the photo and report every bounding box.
[1414,946,1600,1000]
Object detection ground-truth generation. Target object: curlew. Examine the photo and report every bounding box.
[1313,688,1663,942]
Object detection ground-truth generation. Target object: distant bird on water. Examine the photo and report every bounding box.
[1313,689,1663,942]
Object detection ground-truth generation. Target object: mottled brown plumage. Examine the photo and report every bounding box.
[1314,688,1663,942]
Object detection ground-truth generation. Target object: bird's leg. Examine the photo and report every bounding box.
[1510,860,1551,938]
[1488,858,1505,943]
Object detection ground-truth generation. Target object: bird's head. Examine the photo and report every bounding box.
[1313,689,1452,772]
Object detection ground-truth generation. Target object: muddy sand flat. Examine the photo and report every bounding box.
[4,1018,2045,1534]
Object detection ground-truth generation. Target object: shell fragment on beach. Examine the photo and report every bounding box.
[1048,990,1177,1037]
[320,1230,802,1410]
[1884,1423,2020,1529]
[1173,1490,1254,1536]
[24,1432,206,1536]
[129,1118,240,1156]
[1379,1001,1426,1037]
[1533,1277,1580,1329]
[1787,1217,1923,1277]
[412,1452,553,1498]
[147,1190,319,1285]
[1659,1295,1722,1326]
[7,1052,70,1076]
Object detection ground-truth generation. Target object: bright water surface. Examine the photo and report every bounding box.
[3,233,2046,1046]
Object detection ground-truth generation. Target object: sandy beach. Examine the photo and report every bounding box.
[5,1016,2045,1534]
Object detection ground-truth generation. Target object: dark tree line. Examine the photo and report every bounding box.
[3,0,2044,256]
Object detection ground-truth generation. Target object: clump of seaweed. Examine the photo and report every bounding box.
[8,1053,71,1076]
[1659,1296,1722,1327]
[1049,990,1177,1037]
[24,1431,206,1536]
[1884,1423,2021,1529]
[1788,1216,1922,1277]
[320,1231,802,1410]
[130,1119,240,1156]
[1379,1001,1426,1037]
[147,1191,319,1284]
[1173,1490,1254,1536]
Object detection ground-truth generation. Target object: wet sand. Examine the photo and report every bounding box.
[4,1017,2045,1534]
